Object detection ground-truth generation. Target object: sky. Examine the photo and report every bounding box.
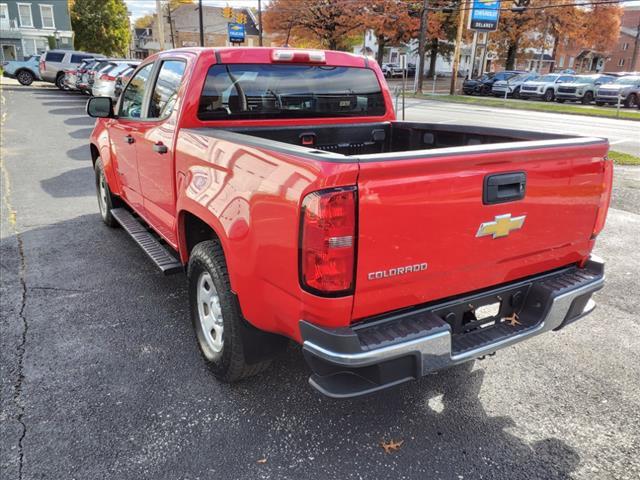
[124,0,264,21]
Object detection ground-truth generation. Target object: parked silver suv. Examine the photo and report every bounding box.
[39,50,104,89]
[555,74,616,104]
[595,76,640,108]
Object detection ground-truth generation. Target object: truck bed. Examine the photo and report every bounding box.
[210,121,594,159]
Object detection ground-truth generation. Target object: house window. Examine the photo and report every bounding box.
[0,4,10,30]
[618,58,625,67]
[39,4,55,29]
[622,43,629,51]
[22,38,36,56]
[558,55,565,67]
[17,3,33,27]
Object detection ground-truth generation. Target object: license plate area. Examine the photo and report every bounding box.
[433,285,531,334]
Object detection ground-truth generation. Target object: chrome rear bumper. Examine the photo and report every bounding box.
[301,257,604,398]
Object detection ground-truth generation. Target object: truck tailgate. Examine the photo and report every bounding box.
[352,139,609,320]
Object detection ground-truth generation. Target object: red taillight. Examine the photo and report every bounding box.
[300,187,356,295]
[100,74,115,81]
[592,157,613,238]
[40,59,45,71]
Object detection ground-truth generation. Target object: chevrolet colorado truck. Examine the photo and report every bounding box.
[87,48,612,398]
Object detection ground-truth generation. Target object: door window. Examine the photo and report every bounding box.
[148,60,186,119]
[119,63,154,119]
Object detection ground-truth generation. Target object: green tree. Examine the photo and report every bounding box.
[71,0,131,56]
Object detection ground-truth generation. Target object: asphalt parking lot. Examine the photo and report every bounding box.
[1,79,639,480]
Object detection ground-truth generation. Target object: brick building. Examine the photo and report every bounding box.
[603,6,640,73]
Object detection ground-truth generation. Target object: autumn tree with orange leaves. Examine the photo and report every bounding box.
[263,0,363,50]
[360,0,419,66]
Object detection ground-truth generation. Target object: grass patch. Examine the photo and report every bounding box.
[609,151,640,166]
[414,94,640,121]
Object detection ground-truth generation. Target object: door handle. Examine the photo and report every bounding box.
[153,142,168,154]
[125,135,135,144]
[483,172,526,205]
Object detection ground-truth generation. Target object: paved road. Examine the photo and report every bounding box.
[1,80,639,480]
[402,98,640,156]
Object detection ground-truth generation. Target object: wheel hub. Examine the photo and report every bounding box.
[196,271,224,355]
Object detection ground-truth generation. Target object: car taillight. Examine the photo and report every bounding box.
[300,186,356,295]
[40,59,45,71]
[100,74,115,81]
[592,156,613,238]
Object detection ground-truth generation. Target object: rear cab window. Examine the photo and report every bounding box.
[198,64,386,120]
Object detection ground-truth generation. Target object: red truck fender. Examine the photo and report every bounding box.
[90,121,122,197]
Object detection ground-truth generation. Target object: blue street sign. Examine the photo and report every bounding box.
[469,0,501,32]
[228,23,245,43]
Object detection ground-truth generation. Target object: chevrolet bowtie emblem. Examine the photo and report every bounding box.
[476,214,526,239]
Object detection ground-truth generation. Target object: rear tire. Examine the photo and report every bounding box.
[94,157,118,228]
[16,70,34,86]
[55,74,65,90]
[624,93,637,108]
[188,241,274,382]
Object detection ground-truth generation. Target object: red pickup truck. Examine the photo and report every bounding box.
[87,47,612,398]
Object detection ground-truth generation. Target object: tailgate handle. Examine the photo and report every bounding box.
[483,172,526,205]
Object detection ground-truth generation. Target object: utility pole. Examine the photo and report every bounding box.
[198,0,204,47]
[156,0,166,51]
[258,0,263,47]
[167,4,175,49]
[449,0,467,95]
[414,0,429,93]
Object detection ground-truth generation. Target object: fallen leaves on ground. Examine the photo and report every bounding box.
[257,458,267,464]
[380,439,404,453]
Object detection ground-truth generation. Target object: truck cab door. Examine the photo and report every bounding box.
[111,62,156,213]
[135,59,188,248]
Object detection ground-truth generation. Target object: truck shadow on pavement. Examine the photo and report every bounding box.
[40,166,94,197]
[2,212,581,480]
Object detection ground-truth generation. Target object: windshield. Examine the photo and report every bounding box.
[198,64,386,120]
[615,76,640,85]
[538,75,560,82]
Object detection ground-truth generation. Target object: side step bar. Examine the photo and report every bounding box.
[110,208,183,275]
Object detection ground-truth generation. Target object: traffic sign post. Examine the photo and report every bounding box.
[468,0,500,32]
[228,23,245,44]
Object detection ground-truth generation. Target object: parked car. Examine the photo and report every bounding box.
[63,58,97,91]
[76,59,104,93]
[1,55,41,85]
[39,50,103,89]
[463,71,524,95]
[86,47,611,398]
[382,63,404,78]
[594,75,640,108]
[79,59,115,94]
[519,73,576,102]
[491,72,539,98]
[92,60,141,100]
[555,74,616,104]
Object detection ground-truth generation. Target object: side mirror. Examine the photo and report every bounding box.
[87,96,114,118]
